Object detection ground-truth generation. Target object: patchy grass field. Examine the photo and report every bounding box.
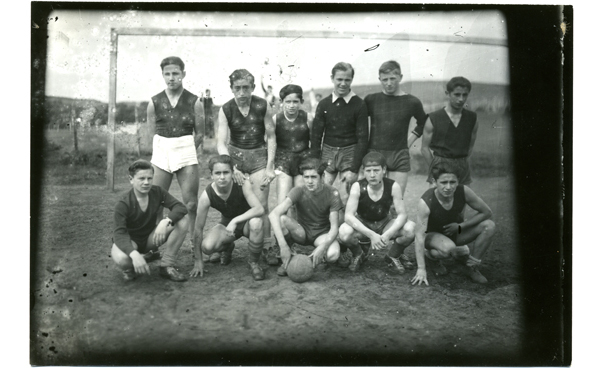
[31,130,523,365]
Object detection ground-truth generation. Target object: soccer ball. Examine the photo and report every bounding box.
[286,254,314,283]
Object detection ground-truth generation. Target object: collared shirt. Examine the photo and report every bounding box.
[331,90,356,104]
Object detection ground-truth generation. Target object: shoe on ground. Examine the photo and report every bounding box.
[384,254,406,274]
[220,251,232,266]
[398,254,415,270]
[122,269,137,281]
[143,250,161,263]
[265,244,281,266]
[465,266,488,284]
[159,266,188,282]
[277,264,287,276]
[249,262,265,280]
[349,253,363,272]
[337,250,352,268]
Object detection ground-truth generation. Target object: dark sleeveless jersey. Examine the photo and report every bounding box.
[428,108,477,158]
[205,182,250,220]
[151,89,198,138]
[222,95,268,149]
[421,185,466,236]
[275,110,310,153]
[356,177,395,222]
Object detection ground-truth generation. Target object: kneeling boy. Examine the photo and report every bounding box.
[269,158,343,276]
[111,159,189,282]
[338,152,416,273]
[190,155,266,280]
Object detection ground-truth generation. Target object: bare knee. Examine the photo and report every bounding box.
[111,244,132,268]
[249,217,263,233]
[481,220,496,235]
[338,223,355,244]
[400,221,416,241]
[326,243,340,262]
[184,199,198,216]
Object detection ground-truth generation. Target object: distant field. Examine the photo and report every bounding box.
[43,110,513,185]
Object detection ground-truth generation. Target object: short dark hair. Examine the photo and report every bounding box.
[378,60,402,76]
[279,84,304,101]
[160,56,185,71]
[331,62,355,78]
[298,158,327,177]
[128,159,154,177]
[229,69,255,87]
[362,151,387,169]
[208,155,234,172]
[446,76,472,93]
[431,163,460,181]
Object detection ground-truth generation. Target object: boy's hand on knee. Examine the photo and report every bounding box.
[153,219,170,246]
[130,251,150,275]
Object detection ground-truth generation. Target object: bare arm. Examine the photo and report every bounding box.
[407,132,418,148]
[216,107,230,155]
[190,191,211,277]
[344,182,378,240]
[263,106,277,181]
[194,99,205,151]
[268,198,294,253]
[147,100,156,138]
[381,182,409,241]
[229,181,266,226]
[420,117,434,168]
[461,186,492,229]
[467,120,479,157]
[411,199,430,286]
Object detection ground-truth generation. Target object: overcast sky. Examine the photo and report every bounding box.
[45,10,509,105]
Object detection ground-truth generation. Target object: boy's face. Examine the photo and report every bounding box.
[302,169,322,192]
[282,93,302,117]
[162,64,185,91]
[331,70,353,98]
[446,86,470,110]
[434,173,459,198]
[231,78,255,104]
[129,169,154,195]
[211,163,233,188]
[378,71,402,95]
[363,164,385,186]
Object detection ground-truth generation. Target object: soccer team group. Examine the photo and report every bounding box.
[111,56,497,287]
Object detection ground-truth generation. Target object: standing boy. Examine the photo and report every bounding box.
[338,152,416,273]
[269,158,344,276]
[111,160,189,282]
[310,62,369,204]
[147,56,204,245]
[364,60,428,195]
[421,77,478,185]
[190,155,266,281]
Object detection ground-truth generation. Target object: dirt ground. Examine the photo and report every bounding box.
[31,157,523,366]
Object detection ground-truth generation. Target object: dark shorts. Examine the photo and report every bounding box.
[274,148,311,177]
[368,148,410,172]
[321,143,355,174]
[300,224,330,246]
[228,144,268,174]
[355,214,393,242]
[220,216,248,240]
[427,156,472,185]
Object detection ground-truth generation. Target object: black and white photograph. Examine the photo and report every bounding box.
[29,2,569,367]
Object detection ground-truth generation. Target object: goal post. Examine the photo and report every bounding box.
[106,27,506,190]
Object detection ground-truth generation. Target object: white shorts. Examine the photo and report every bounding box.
[151,135,198,173]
